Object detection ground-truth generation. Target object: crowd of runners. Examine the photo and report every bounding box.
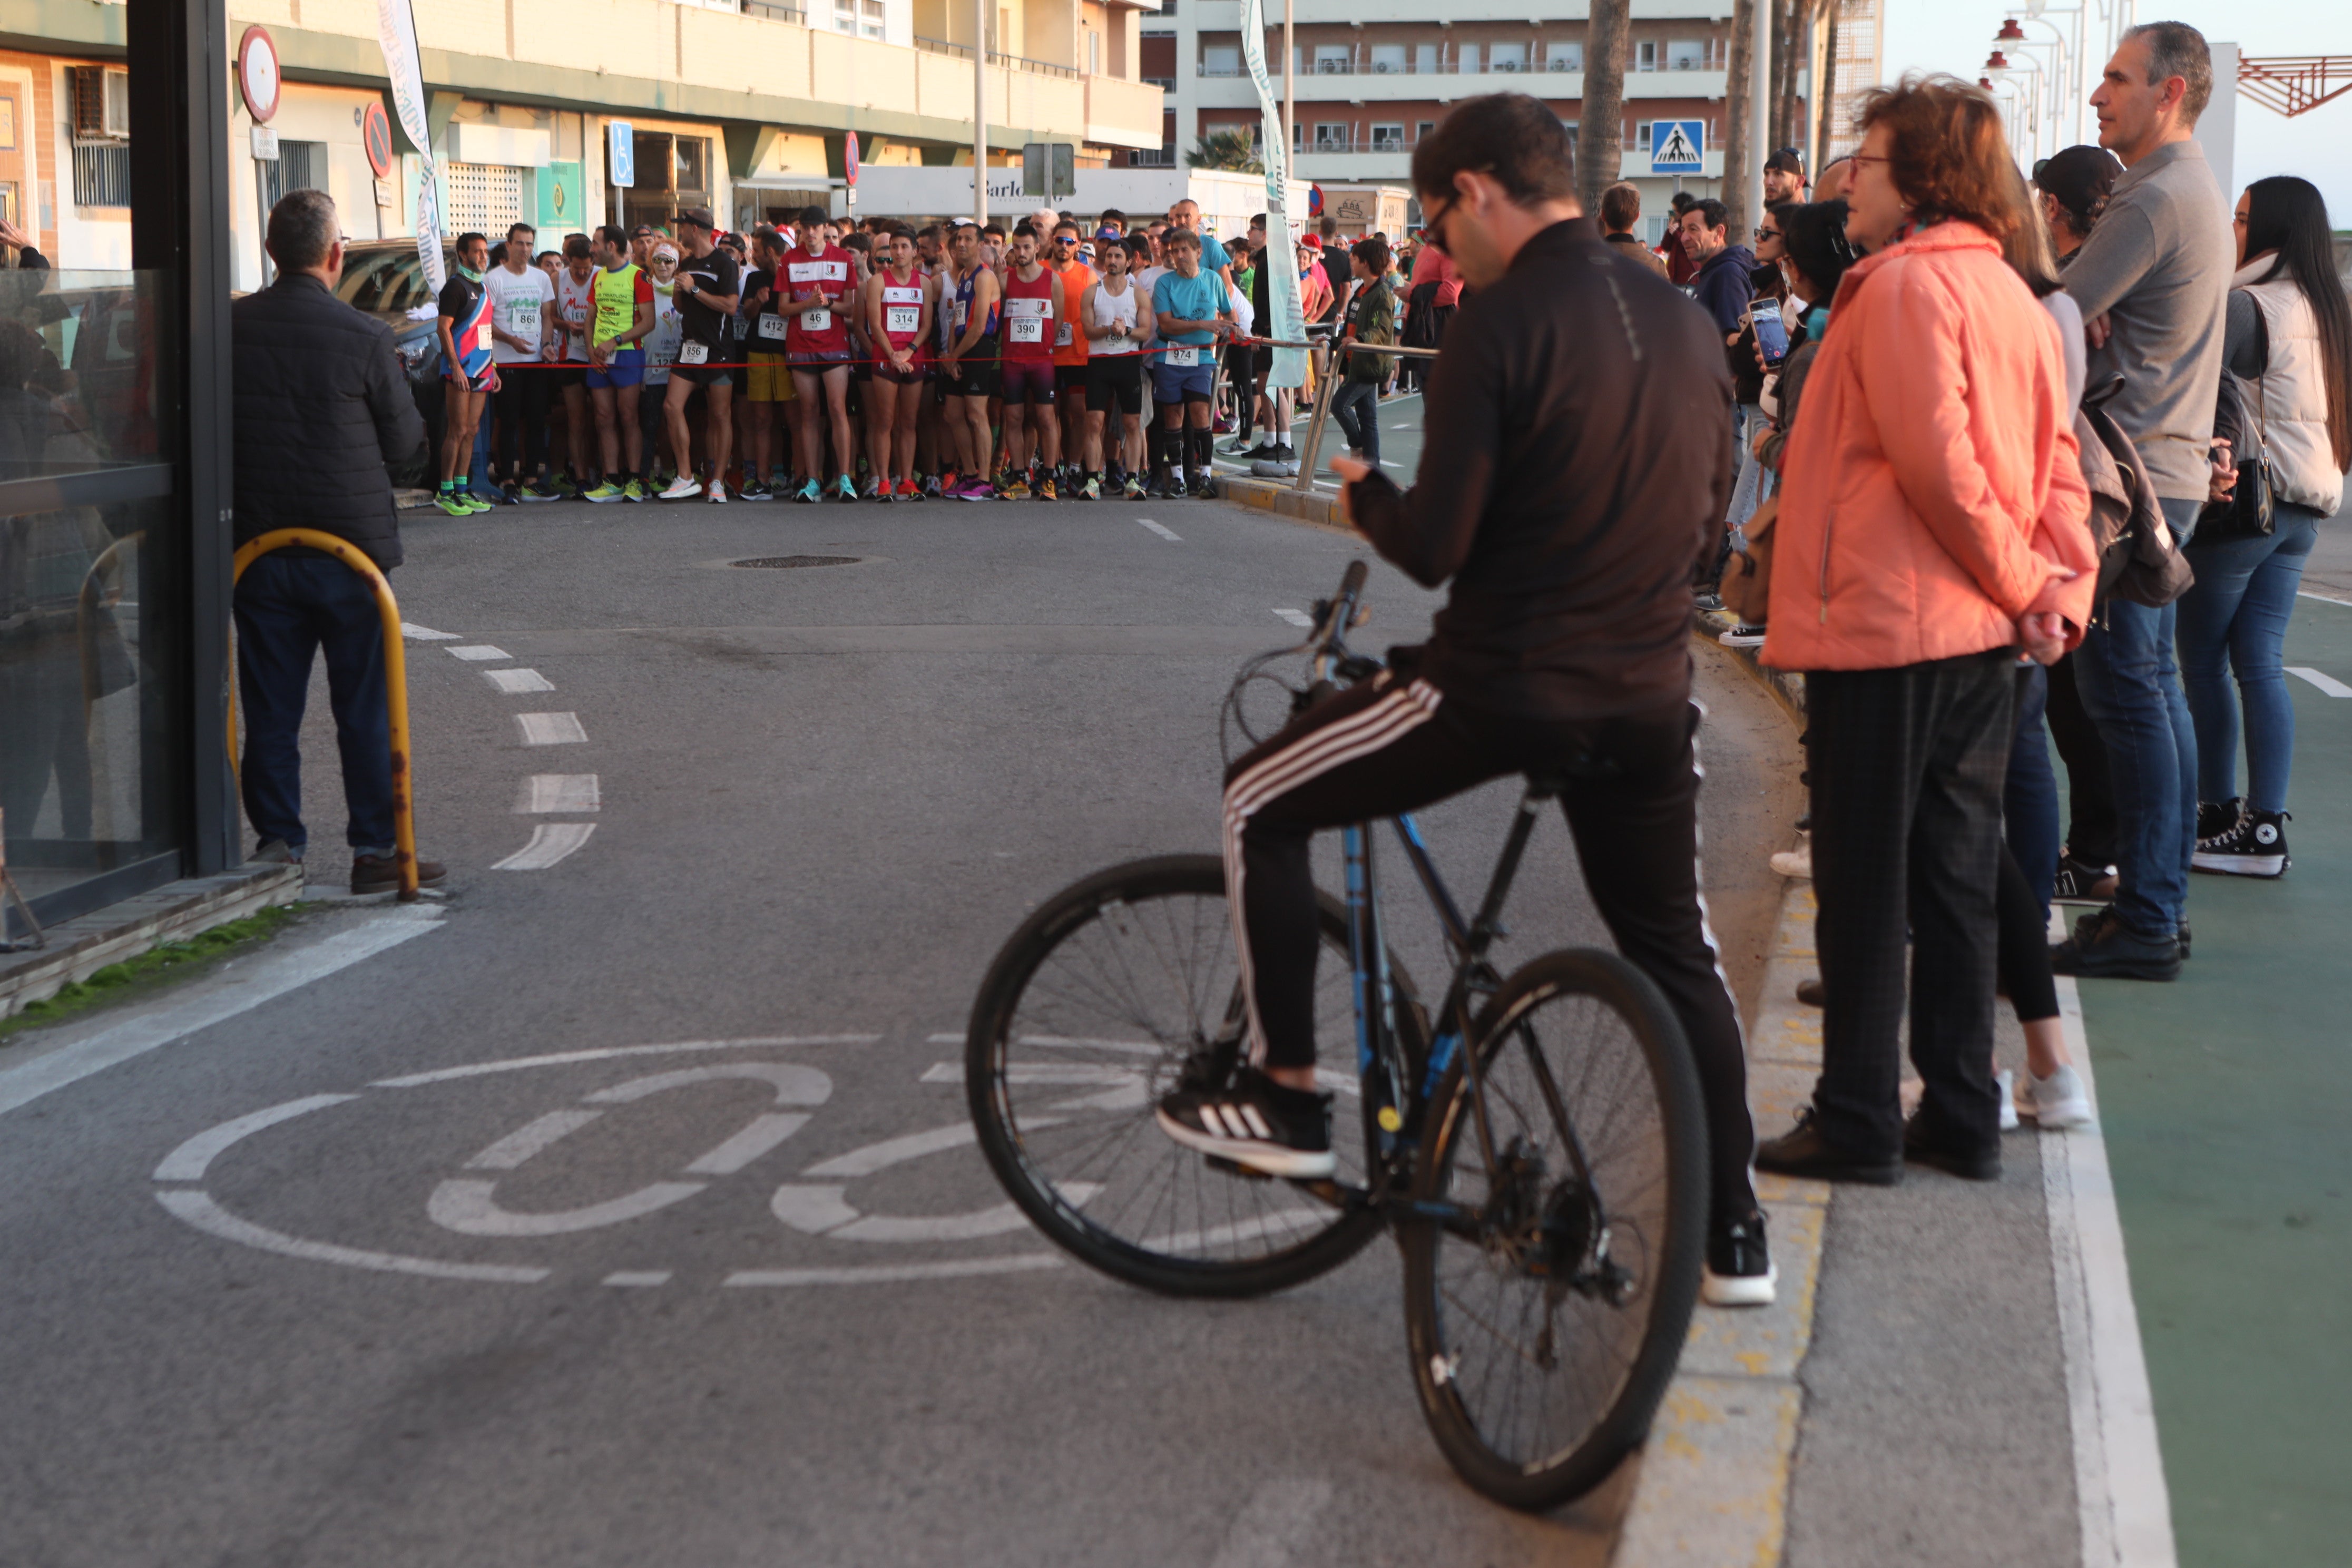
[426,198,1417,513]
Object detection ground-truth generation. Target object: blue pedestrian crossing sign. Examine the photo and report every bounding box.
[1650,120,1706,175]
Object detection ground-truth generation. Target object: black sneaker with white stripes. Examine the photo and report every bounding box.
[1155,1067,1335,1178]
[1702,1209,1777,1307]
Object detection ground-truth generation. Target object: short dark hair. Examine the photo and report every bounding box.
[1120,235,1151,262]
[1012,221,1038,240]
[455,231,488,255]
[1318,214,1338,238]
[1352,237,1391,273]
[1669,190,1699,214]
[536,249,560,266]
[1167,228,1201,251]
[507,221,537,242]
[266,189,340,271]
[595,224,628,249]
[917,223,943,242]
[2125,21,2213,123]
[1599,181,1643,233]
[1054,219,1080,236]
[563,235,593,260]
[1410,94,1575,206]
[1683,198,1728,232]
[799,203,829,228]
[842,231,872,253]
[2033,144,2120,235]
[1779,200,1856,301]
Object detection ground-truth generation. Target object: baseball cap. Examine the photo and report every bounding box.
[1095,224,1122,241]
[674,207,716,231]
[1764,146,1806,175]
[2033,144,2121,217]
[629,223,655,239]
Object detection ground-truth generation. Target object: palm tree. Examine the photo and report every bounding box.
[1577,0,1631,215]
[1188,129,1263,174]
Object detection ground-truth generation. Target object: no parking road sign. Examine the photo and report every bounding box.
[1650,120,1706,175]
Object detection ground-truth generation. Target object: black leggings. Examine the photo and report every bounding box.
[493,368,550,483]
[2044,652,2115,865]
[1996,845,2060,1025]
[1223,676,1757,1223]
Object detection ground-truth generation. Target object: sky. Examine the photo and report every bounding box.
[1880,1,2352,223]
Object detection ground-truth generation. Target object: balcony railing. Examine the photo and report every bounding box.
[1129,146,1177,167]
[915,35,1081,79]
[740,0,809,22]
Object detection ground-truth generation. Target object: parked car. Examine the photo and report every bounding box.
[332,239,456,485]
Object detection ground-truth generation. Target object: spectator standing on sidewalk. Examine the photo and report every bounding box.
[1681,198,1757,596]
[1329,237,1395,469]
[1600,183,1670,278]
[2179,177,2352,877]
[230,190,443,897]
[1755,76,2094,1185]
[2052,22,2233,980]
[2035,144,2120,264]
[1763,146,1809,205]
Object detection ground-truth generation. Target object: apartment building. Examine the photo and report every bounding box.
[1,0,1162,280]
[1139,0,1770,241]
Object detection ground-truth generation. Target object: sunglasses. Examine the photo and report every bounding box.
[1755,227,1781,242]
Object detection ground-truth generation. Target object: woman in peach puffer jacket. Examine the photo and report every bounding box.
[1754,75,2096,1188]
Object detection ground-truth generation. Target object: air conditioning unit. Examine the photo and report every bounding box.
[71,67,132,140]
[1373,61,1397,73]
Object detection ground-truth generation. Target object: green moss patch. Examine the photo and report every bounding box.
[2,903,303,1043]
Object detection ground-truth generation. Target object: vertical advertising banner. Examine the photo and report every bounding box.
[1238,0,1305,389]
[377,0,444,291]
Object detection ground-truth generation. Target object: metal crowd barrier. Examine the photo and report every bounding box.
[1218,335,1444,495]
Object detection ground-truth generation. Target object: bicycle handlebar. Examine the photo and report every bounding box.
[1309,561,1371,684]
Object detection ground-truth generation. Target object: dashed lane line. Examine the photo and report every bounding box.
[484,668,556,694]
[1137,517,1182,543]
[401,622,460,641]
[1272,607,1315,629]
[516,712,587,746]
[2286,665,2352,698]
[516,775,600,813]
[446,645,511,662]
[492,823,597,871]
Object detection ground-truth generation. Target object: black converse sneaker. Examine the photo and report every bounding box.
[2196,797,2247,847]
[1155,1067,1335,1178]
[2194,808,2290,877]
[1703,1210,1777,1307]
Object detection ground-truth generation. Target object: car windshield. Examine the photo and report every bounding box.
[336,247,456,316]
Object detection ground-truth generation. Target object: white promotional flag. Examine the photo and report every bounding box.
[1238,0,1305,389]
[377,0,444,291]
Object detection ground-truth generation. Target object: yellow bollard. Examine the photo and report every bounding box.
[228,531,420,903]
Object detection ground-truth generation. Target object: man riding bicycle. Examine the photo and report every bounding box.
[1153,93,1776,1308]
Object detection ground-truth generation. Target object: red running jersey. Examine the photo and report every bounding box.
[781,244,855,355]
[1000,265,1057,362]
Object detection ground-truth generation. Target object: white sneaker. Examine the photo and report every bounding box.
[707,480,729,503]
[1995,1069,2020,1132]
[659,474,703,501]
[1769,834,1811,879]
[2024,1064,2093,1129]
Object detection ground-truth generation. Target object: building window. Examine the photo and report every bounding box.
[1456,43,1481,73]
[279,140,326,194]
[1488,42,1527,74]
[1667,38,1705,70]
[1635,40,1658,72]
[1546,41,1583,71]
[1416,120,1435,141]
[834,0,884,38]
[1414,43,1438,74]
[1370,123,1405,151]
[1314,45,1350,74]
[1313,122,1350,151]
[1369,44,1406,74]
[1634,120,1651,152]
[1202,44,1239,76]
[70,143,131,208]
[444,161,525,236]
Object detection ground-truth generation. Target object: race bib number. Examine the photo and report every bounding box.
[503,303,541,335]
[1055,320,1074,347]
[1164,345,1200,367]
[757,315,787,340]
[887,304,920,335]
[562,304,589,325]
[677,341,709,365]
[1009,315,1044,345]
[955,299,970,327]
[803,308,832,333]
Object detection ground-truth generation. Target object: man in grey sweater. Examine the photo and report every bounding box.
[2052,20,2232,981]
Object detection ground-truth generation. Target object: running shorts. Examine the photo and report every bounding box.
[669,361,731,389]
[1055,364,1090,399]
[1150,356,1216,405]
[585,349,644,390]
[1086,355,1145,416]
[791,348,856,373]
[1002,360,1057,406]
[747,352,795,403]
[875,359,928,387]
[550,364,589,390]
[942,338,1001,400]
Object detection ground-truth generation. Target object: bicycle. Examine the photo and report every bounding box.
[964,561,1708,1510]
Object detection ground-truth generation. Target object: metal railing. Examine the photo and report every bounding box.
[740,0,809,21]
[1129,147,1177,168]
[914,35,1080,78]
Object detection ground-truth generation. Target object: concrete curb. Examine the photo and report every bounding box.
[1694,606,1808,724]
[1214,474,1352,536]
[0,865,305,1019]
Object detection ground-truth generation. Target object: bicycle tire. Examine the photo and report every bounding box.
[1400,948,1708,1510]
[967,854,1424,1299]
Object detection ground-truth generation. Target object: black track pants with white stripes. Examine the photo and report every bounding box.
[1222,675,1759,1223]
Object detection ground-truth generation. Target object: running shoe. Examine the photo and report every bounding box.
[1038,475,1058,502]
[1702,1210,1777,1308]
[498,482,522,506]
[1123,474,1145,499]
[2023,1064,2093,1129]
[999,476,1031,500]
[923,474,944,500]
[582,481,625,504]
[1166,473,1189,499]
[658,474,703,502]
[434,491,472,516]
[1191,472,1217,499]
[738,478,773,501]
[551,474,580,498]
[1154,1066,1335,1179]
[795,478,820,504]
[897,478,921,501]
[875,485,895,503]
[957,478,996,501]
[1081,474,1101,500]
[519,481,562,503]
[2193,808,2290,877]
[707,479,730,503]
[622,478,648,503]
[836,474,858,503]
[1719,623,1768,648]
[1995,1069,2021,1133]
[462,491,496,513]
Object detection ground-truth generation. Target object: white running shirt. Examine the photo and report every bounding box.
[1086,279,1143,357]
[484,264,554,364]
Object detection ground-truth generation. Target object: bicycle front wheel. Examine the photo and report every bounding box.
[966,854,1420,1298]
[1401,948,1708,1510]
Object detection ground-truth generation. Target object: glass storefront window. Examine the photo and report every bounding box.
[2,269,184,933]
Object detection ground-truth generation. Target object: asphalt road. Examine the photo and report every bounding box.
[0,492,1802,1567]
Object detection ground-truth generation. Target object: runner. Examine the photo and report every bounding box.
[841,231,879,495]
[1080,233,1152,500]
[938,222,1003,501]
[863,224,935,502]
[1048,219,1096,496]
[582,224,655,502]
[1147,229,1231,498]
[433,231,496,515]
[997,225,1066,500]
[658,208,740,503]
[738,226,797,499]
[781,204,860,503]
[640,240,684,487]
[486,220,559,502]
[552,235,598,495]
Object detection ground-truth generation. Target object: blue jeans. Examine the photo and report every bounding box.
[2177,503,2320,813]
[232,553,396,855]
[1329,379,1380,466]
[2069,497,2201,939]
[2004,661,2060,922]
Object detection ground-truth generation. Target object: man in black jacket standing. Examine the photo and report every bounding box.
[1153,94,1775,1308]
[231,190,442,895]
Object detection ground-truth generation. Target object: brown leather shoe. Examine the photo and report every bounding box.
[351,854,448,896]
[1755,1108,1903,1185]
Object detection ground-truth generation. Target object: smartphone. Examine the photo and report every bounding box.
[1751,300,1791,369]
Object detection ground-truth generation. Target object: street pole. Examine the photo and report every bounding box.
[974,0,987,223]
[1749,0,1769,234]
[1283,0,1293,191]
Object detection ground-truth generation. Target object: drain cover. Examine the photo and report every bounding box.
[729,555,860,569]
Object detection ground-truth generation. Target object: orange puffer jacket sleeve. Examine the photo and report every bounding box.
[1762,222,2094,672]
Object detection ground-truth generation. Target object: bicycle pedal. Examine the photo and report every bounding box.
[1204,1155,1275,1182]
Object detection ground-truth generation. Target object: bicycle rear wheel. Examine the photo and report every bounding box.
[1401,948,1707,1510]
[967,854,1421,1298]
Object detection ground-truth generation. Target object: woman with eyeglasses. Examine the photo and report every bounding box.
[2174,176,2352,878]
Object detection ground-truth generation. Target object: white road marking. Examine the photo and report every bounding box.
[463,1109,603,1170]
[2049,977,2181,1568]
[492,822,596,870]
[401,622,460,641]
[369,1036,878,1089]
[684,1112,815,1175]
[582,1061,832,1106]
[722,1256,1062,1287]
[516,774,600,813]
[516,711,587,745]
[0,910,444,1119]
[1137,517,1182,543]
[2286,665,2352,697]
[446,644,510,662]
[428,1177,707,1236]
[603,1271,673,1287]
[2295,589,2352,607]
[801,1120,984,1180]
[1208,1478,1335,1568]
[156,1190,548,1283]
[484,667,556,694]
[152,1094,360,1182]
[1272,607,1314,628]
[919,1061,1140,1086]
